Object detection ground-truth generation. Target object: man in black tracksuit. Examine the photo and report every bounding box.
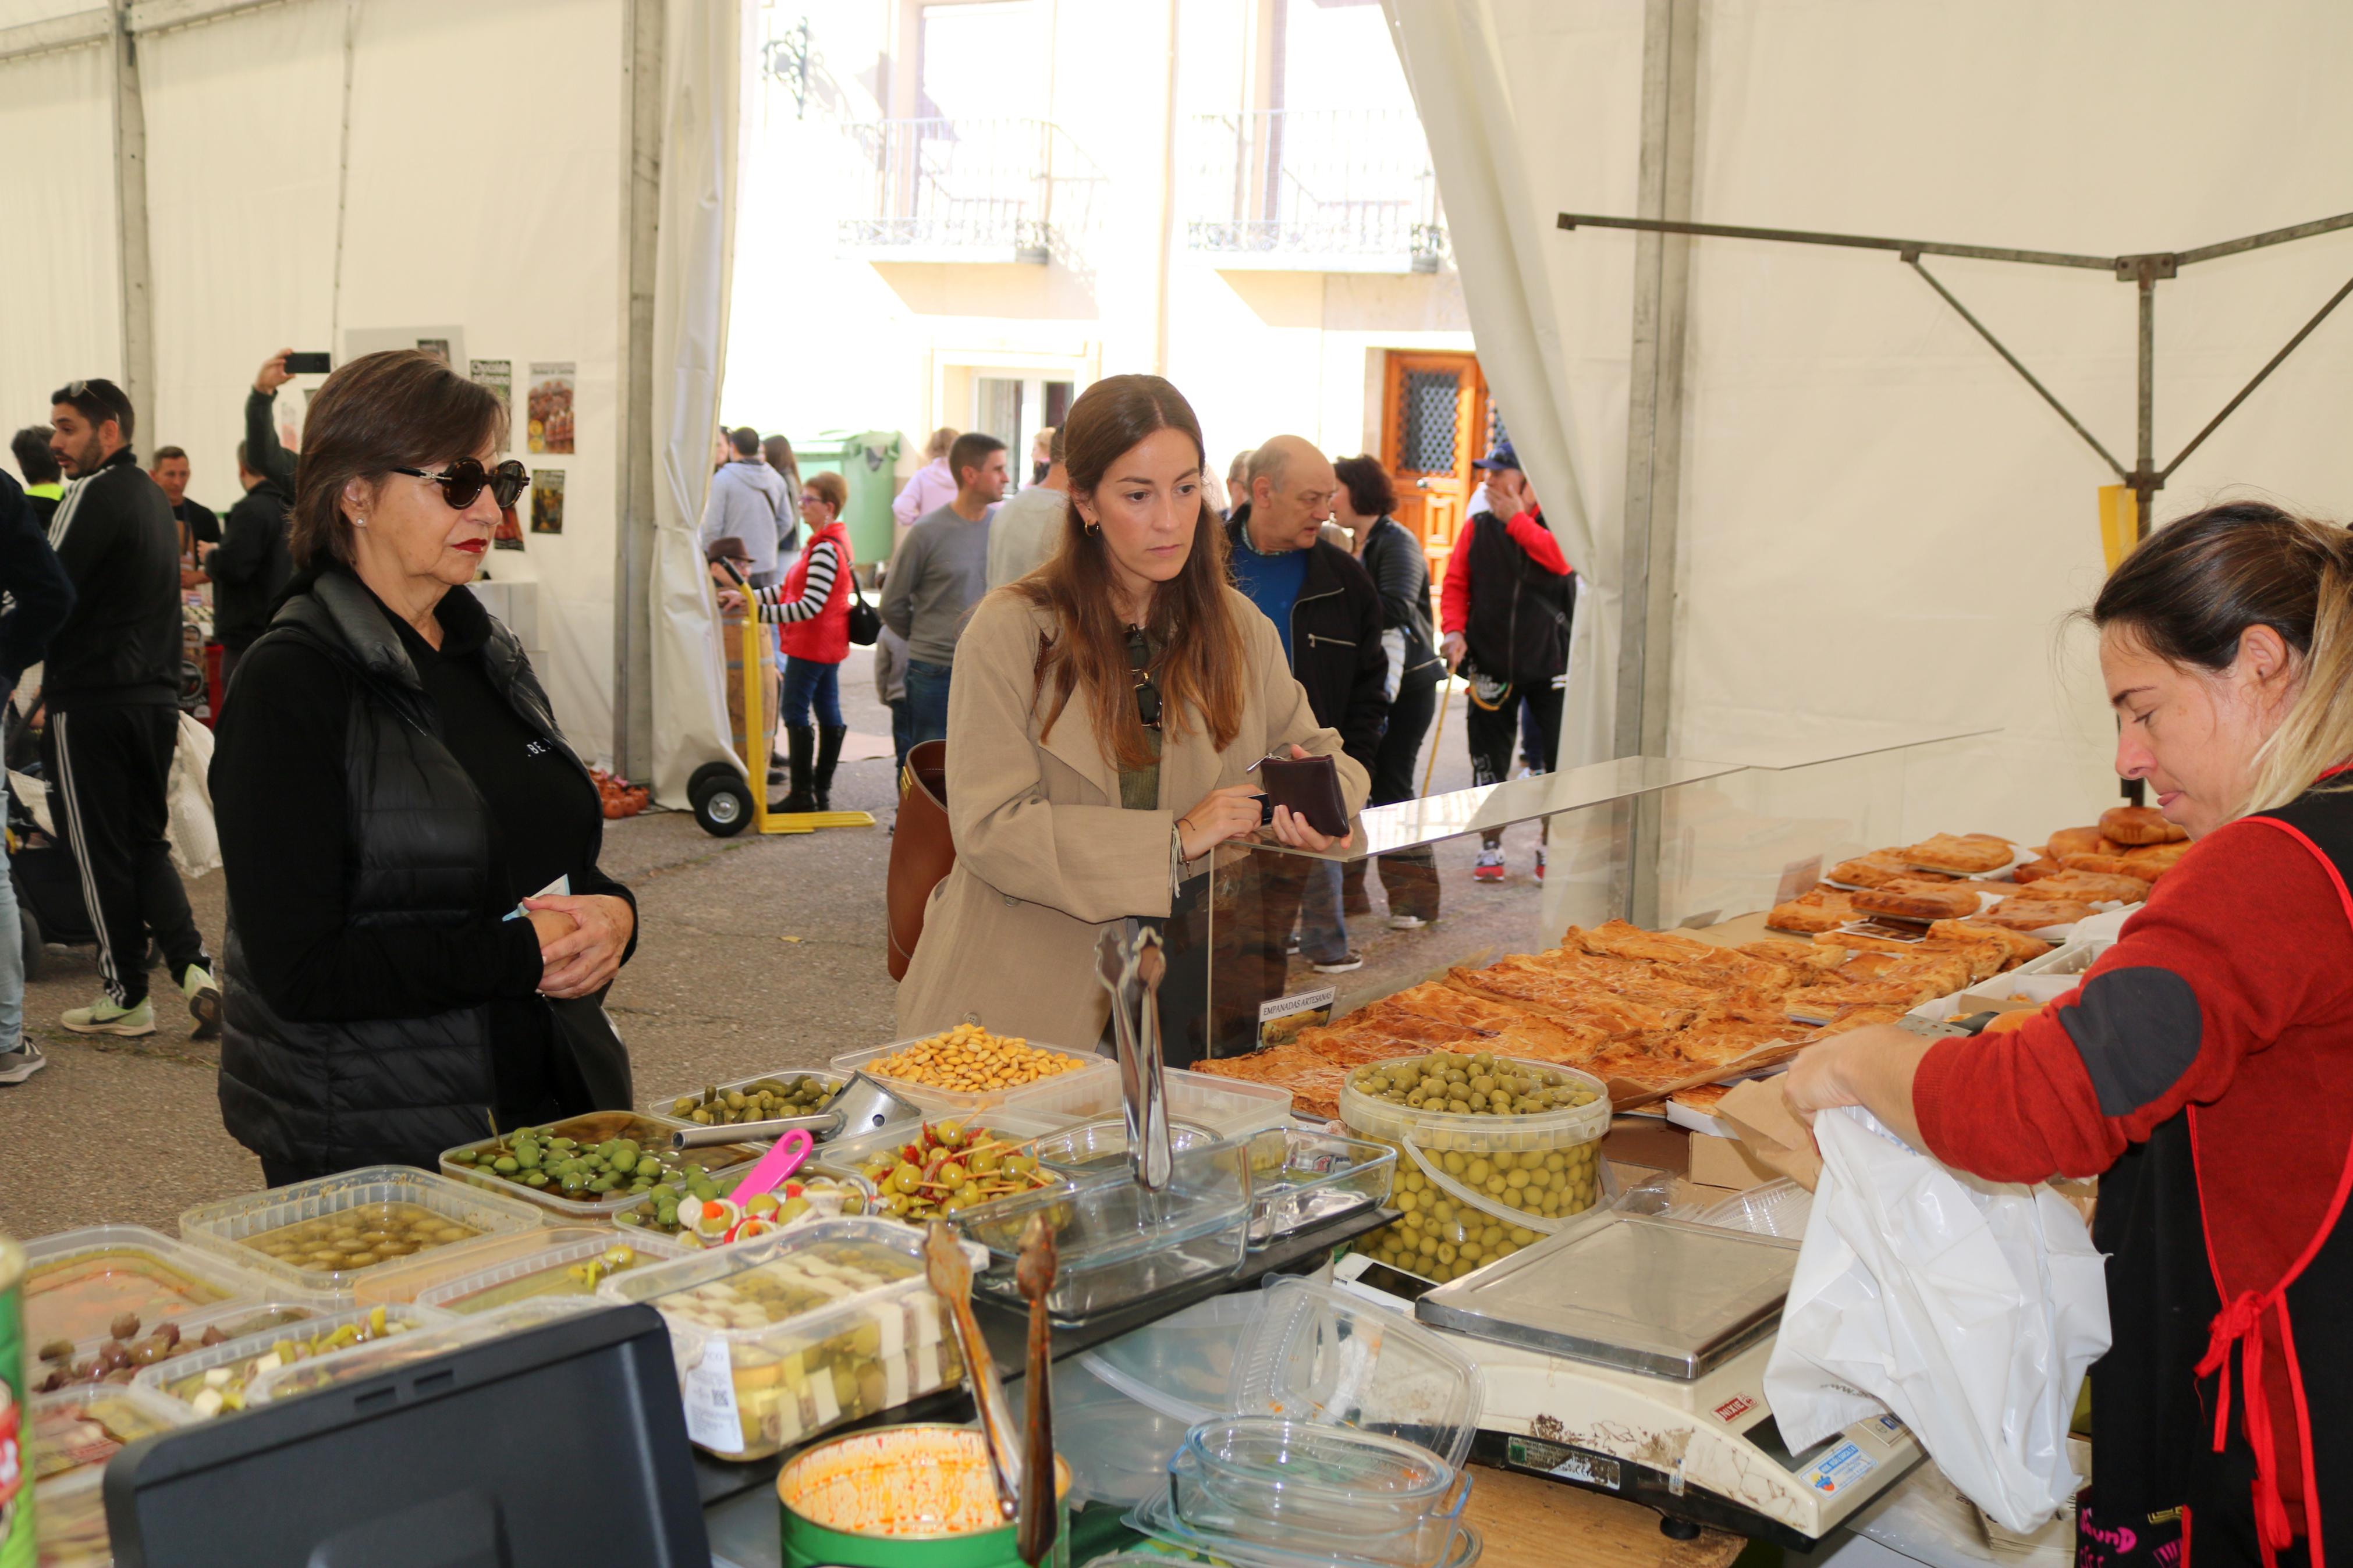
[202,442,294,693]
[44,379,219,1040]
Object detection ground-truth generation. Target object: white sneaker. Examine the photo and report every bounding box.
[1388,914,1429,930]
[0,1044,48,1085]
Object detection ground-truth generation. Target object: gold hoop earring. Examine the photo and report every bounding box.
[1084,519,1101,535]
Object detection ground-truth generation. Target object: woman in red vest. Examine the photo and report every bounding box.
[1787,503,2353,1568]
[742,470,854,810]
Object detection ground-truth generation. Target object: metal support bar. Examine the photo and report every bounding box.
[1559,211,2114,272]
[2175,211,2353,269]
[1905,259,2127,479]
[2161,269,2353,482]
[0,9,109,62]
[613,0,663,781]
[110,3,155,422]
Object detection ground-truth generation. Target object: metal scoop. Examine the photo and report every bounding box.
[1094,927,1173,1191]
[670,1071,923,1151]
[924,1220,1021,1519]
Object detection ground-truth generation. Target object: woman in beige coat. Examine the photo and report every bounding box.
[897,375,1367,1051]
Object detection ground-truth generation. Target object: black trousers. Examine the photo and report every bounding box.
[1343,670,1440,920]
[45,703,210,1008]
[1465,680,1563,847]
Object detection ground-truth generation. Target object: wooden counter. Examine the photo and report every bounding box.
[1468,1464,1745,1568]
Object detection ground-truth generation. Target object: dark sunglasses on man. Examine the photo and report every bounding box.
[391,457,529,510]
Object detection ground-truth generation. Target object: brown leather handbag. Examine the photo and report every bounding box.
[886,739,954,980]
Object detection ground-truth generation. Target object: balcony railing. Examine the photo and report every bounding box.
[1187,108,1446,273]
[836,116,1094,264]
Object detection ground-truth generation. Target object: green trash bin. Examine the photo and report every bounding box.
[796,429,902,576]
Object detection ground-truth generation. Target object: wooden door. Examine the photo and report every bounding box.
[1380,351,1488,591]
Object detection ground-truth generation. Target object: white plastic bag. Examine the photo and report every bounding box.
[1762,1106,2109,1534]
[167,710,221,879]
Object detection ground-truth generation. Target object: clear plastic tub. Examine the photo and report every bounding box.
[959,1136,1253,1321]
[439,1110,764,1222]
[1031,1115,1223,1183]
[242,1296,611,1404]
[649,1068,852,1132]
[1008,1350,1194,1509]
[599,1217,974,1461]
[1127,1489,1481,1568]
[352,1225,597,1309]
[1247,1129,1396,1246]
[1006,1065,1293,1154]
[1339,1056,1610,1154]
[1694,1178,1813,1239]
[23,1224,272,1350]
[831,1034,1117,1115]
[133,1301,452,1417]
[1171,1418,1472,1568]
[415,1228,691,1314]
[1231,1277,1484,1470]
[807,1111,1072,1231]
[1081,1292,1264,1425]
[30,1296,338,1400]
[28,1381,192,1496]
[179,1165,545,1297]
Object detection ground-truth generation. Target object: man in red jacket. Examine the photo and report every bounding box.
[1440,443,1574,883]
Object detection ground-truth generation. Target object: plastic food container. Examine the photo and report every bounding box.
[775,1424,1072,1566]
[28,1381,191,1494]
[416,1229,690,1314]
[134,1300,451,1417]
[1233,1277,1484,1469]
[809,1112,1071,1231]
[352,1225,597,1309]
[1008,1065,1293,1157]
[601,1217,974,1462]
[23,1225,272,1350]
[1247,1129,1396,1246]
[1031,1116,1223,1182]
[1032,1294,1267,1507]
[1170,1418,1472,1568]
[242,1296,610,1405]
[959,1137,1253,1322]
[1694,1178,1813,1239]
[1014,1352,1198,1509]
[650,1068,852,1132]
[179,1166,545,1297]
[27,1295,335,1400]
[439,1110,763,1222]
[1343,1055,1612,1285]
[832,1034,1117,1116]
[1126,1489,1482,1568]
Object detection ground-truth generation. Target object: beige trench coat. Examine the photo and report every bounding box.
[896,586,1369,1051]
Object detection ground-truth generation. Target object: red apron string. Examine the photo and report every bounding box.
[2196,1289,2299,1555]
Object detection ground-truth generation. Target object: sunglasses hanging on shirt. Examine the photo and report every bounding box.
[1126,627,1162,731]
[391,457,530,511]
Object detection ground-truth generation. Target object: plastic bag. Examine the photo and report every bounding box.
[1762,1106,2109,1534]
[167,709,221,879]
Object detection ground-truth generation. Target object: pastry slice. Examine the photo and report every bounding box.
[1965,898,2095,934]
[2032,869,2152,905]
[1768,890,1857,934]
[1568,919,1722,966]
[2045,826,2106,861]
[1736,940,1848,977]
[2101,805,2188,845]
[1851,884,1986,922]
[2060,852,2155,880]
[1814,1003,1910,1035]
[1824,850,1919,888]
[1925,920,2054,966]
[2011,856,2064,884]
[1901,833,2017,874]
[2121,840,2192,876]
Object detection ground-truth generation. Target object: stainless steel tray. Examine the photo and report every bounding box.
[1413,1211,1796,1379]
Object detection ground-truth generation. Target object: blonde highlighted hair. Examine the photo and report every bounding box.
[2091,502,2353,816]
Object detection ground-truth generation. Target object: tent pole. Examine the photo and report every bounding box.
[109,2,155,419]
[613,0,665,780]
[1609,0,1698,927]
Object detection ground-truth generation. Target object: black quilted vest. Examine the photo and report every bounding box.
[216,571,595,1172]
[1460,509,1573,684]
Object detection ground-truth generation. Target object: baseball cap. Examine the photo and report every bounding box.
[1471,440,1519,471]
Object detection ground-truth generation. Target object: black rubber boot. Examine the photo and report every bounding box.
[813,725,849,812]
[780,724,818,813]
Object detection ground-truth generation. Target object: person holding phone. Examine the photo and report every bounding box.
[895,374,1365,1058]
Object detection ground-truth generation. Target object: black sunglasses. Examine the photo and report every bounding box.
[392,458,529,510]
[1126,627,1162,731]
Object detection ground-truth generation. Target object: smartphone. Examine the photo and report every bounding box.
[283,352,331,375]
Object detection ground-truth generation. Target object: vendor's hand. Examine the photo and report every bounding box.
[527,893,634,999]
[716,588,747,613]
[1176,784,1267,861]
[1780,1039,1861,1126]
[1440,632,1466,673]
[254,349,293,394]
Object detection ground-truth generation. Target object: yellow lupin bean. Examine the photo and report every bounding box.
[865,1026,1084,1093]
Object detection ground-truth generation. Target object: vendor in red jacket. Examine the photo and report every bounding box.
[1786,503,2353,1568]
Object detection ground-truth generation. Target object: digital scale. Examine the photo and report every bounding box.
[1333,1207,1922,1548]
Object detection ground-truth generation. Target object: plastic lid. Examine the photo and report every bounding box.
[1225,1277,1483,1471]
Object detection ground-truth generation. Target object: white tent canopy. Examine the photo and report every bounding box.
[0,0,740,801]
[1386,0,2353,844]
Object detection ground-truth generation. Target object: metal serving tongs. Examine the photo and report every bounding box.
[669,1072,924,1152]
[1014,1213,1060,1566]
[1094,926,1174,1191]
[924,1221,1021,1520]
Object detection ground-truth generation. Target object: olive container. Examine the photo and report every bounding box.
[776,1424,1073,1568]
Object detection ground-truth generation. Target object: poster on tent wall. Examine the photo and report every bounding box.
[342,325,467,375]
[469,358,513,441]
[531,469,565,535]
[527,362,575,453]
[494,506,525,552]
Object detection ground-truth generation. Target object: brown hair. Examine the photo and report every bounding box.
[1333,454,1396,517]
[2091,500,2353,813]
[1014,375,1247,771]
[804,470,847,513]
[291,351,506,568]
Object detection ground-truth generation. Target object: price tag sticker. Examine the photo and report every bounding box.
[682,1338,743,1453]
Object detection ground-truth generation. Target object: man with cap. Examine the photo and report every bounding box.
[1439,441,1574,884]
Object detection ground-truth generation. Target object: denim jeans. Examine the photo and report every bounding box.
[1298,858,1350,964]
[780,657,843,728]
[888,699,914,776]
[906,659,953,746]
[0,769,23,1049]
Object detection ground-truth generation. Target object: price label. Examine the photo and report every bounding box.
[682,1338,743,1453]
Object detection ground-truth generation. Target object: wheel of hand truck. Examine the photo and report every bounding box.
[19,906,42,983]
[688,762,753,838]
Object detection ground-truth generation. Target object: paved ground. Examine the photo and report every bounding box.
[0,677,1525,1240]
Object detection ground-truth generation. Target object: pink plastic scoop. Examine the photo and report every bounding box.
[726,1127,814,1207]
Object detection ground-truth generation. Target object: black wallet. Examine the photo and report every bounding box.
[1256,753,1349,837]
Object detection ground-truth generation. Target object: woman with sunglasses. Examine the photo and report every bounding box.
[895,374,1364,1056]
[721,470,857,812]
[210,350,638,1183]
